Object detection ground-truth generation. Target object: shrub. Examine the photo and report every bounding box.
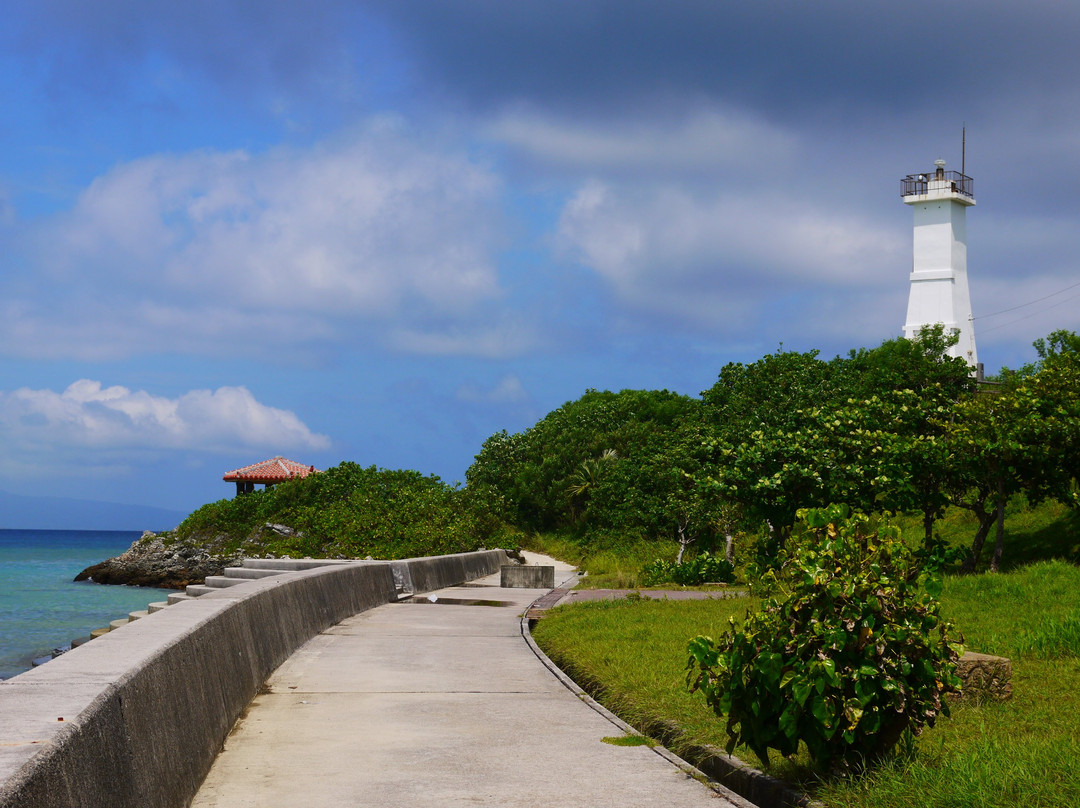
[640,558,676,586]
[640,552,735,586]
[173,462,514,559]
[686,505,963,772]
[673,551,735,585]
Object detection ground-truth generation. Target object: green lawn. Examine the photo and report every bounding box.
[532,559,1080,808]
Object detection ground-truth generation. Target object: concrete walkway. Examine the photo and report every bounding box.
[191,553,752,807]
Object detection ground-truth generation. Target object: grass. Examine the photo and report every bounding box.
[532,556,1080,808]
[531,595,817,781]
[519,531,683,589]
[524,496,1080,590]
[894,497,1080,571]
[601,734,655,747]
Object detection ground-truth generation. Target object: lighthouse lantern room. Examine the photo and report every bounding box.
[900,159,978,368]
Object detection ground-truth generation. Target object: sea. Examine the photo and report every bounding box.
[0,529,171,680]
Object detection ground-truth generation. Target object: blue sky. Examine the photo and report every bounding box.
[1,1,1079,524]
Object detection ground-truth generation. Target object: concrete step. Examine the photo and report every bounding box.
[222,567,282,580]
[128,610,150,621]
[167,592,194,605]
[109,618,130,631]
[90,627,111,639]
[70,636,92,648]
[241,558,351,571]
[185,585,216,597]
[203,576,248,588]
[147,601,170,613]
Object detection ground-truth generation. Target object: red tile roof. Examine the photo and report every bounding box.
[223,457,318,483]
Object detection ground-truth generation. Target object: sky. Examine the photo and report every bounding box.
[1,1,1079,525]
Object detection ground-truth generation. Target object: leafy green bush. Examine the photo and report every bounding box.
[686,505,963,773]
[640,558,675,586]
[641,552,735,586]
[673,552,735,585]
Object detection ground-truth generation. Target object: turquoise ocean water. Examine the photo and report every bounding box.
[0,529,171,680]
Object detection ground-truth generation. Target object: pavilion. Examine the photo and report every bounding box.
[223,456,318,496]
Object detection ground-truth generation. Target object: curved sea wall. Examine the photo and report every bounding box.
[0,550,508,808]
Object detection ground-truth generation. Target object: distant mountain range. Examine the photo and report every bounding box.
[0,489,187,532]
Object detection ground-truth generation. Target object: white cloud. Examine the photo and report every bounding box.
[0,380,330,454]
[8,120,507,359]
[556,179,906,329]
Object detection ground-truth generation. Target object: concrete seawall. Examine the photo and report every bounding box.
[0,550,508,808]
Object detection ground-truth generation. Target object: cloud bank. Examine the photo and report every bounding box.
[4,121,508,360]
[0,380,330,455]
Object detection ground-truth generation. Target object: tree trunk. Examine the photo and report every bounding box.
[676,523,694,565]
[922,509,935,546]
[959,493,996,573]
[724,533,735,564]
[990,480,1006,572]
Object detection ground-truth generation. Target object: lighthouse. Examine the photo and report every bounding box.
[900,159,978,367]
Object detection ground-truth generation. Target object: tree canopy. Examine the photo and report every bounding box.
[467,327,1080,572]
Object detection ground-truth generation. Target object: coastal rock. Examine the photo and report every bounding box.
[74,531,245,589]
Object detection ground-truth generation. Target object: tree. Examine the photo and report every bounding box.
[698,329,977,553]
[466,389,703,536]
[842,325,975,402]
[701,347,847,439]
[698,389,955,552]
[948,344,1080,571]
[564,448,618,524]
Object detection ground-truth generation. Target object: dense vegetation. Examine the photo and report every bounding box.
[170,327,1078,578]
[469,327,1080,575]
[172,462,512,559]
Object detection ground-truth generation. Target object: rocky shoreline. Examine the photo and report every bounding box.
[74,531,245,590]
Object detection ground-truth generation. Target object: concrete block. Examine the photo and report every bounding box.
[147,602,169,614]
[166,593,193,606]
[956,651,1012,701]
[501,565,555,589]
[202,576,248,588]
[222,568,281,580]
[240,559,350,571]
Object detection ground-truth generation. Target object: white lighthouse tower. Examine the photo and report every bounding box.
[901,159,978,367]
